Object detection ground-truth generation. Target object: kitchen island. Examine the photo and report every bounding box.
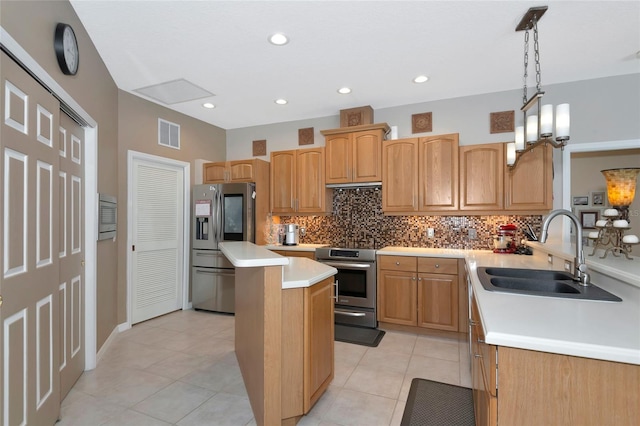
[219,242,337,426]
[378,246,640,425]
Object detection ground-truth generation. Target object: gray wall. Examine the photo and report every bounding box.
[226,74,640,159]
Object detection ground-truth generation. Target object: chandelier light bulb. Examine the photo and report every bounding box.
[540,104,553,137]
[506,142,517,166]
[515,126,525,151]
[555,104,570,140]
[526,115,538,143]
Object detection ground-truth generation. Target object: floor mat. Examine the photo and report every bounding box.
[400,378,475,426]
[334,324,385,347]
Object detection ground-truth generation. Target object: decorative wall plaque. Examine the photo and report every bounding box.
[340,105,374,127]
[490,110,515,133]
[298,127,314,145]
[411,112,432,134]
[252,139,266,156]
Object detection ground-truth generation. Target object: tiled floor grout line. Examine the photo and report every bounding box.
[60,310,471,426]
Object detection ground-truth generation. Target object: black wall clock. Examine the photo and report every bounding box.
[54,23,79,76]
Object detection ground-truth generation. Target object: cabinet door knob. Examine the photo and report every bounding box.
[435,264,440,268]
[396,261,400,265]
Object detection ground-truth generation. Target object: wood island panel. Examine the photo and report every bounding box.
[498,346,640,426]
[235,263,334,426]
[281,288,304,420]
[235,266,282,426]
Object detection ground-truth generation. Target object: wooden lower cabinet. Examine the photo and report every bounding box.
[272,250,315,260]
[417,272,458,331]
[470,293,640,426]
[471,294,497,426]
[378,256,462,332]
[377,269,417,325]
[281,278,334,422]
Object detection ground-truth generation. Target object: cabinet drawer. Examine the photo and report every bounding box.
[418,257,458,274]
[378,255,417,272]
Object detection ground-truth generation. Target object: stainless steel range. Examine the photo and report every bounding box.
[315,247,377,328]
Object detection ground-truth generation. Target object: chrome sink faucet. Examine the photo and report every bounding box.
[540,209,591,286]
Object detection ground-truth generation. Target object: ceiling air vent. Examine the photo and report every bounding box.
[158,118,180,149]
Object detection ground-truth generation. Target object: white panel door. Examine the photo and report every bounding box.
[58,113,85,400]
[1,50,61,426]
[130,156,184,324]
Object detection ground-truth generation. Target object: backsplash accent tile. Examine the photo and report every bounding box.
[275,187,543,250]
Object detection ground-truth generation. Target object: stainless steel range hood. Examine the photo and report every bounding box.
[325,182,382,189]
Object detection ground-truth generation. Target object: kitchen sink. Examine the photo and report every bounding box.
[483,267,573,281]
[477,267,622,302]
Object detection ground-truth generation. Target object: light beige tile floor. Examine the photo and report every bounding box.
[59,309,471,426]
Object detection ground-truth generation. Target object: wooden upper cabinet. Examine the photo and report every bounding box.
[351,130,383,182]
[325,134,351,183]
[418,134,459,211]
[203,162,228,182]
[322,123,388,184]
[271,147,330,214]
[296,148,327,213]
[505,144,553,211]
[271,150,296,214]
[203,159,261,183]
[460,143,504,211]
[382,138,419,212]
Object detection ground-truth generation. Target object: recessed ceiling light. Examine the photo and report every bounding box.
[275,98,288,105]
[202,102,215,109]
[413,75,429,83]
[337,87,352,94]
[269,33,289,46]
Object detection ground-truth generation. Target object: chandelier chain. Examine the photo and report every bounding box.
[523,29,529,104]
[533,17,542,92]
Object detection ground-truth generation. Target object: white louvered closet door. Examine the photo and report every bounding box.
[131,157,184,324]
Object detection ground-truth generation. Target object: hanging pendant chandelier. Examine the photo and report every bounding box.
[506,6,571,169]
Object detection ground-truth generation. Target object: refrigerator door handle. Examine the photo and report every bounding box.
[217,189,224,244]
[212,187,220,245]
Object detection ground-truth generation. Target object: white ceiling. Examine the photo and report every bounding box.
[70,0,640,130]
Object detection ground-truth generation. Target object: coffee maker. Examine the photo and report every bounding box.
[283,224,299,246]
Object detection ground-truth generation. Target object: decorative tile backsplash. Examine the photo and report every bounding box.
[270,187,543,250]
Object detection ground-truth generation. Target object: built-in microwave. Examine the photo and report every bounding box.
[98,193,117,240]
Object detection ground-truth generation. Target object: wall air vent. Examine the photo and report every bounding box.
[158,118,180,149]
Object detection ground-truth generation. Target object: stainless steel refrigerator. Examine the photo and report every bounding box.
[191,182,255,313]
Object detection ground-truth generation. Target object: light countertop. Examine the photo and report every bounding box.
[379,246,640,365]
[281,257,337,289]
[377,246,469,258]
[219,241,289,267]
[219,241,336,289]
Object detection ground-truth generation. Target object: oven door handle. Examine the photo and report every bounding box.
[335,309,366,317]
[318,261,372,269]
